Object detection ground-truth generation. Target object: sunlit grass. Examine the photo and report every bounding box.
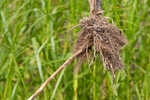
[0,0,150,100]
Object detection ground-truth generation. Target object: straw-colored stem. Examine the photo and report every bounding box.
[28,49,83,100]
[89,0,103,16]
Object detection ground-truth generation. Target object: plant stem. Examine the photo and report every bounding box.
[89,0,103,16]
[96,0,102,9]
[28,49,83,100]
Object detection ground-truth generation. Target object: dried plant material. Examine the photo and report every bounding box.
[28,0,128,99]
[73,13,128,74]
[28,49,83,100]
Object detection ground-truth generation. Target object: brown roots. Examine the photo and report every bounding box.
[73,13,128,74]
[28,0,128,99]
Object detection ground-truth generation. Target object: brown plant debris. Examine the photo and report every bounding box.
[73,12,128,73]
[28,0,128,99]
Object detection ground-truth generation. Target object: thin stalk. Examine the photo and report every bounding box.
[73,62,81,100]
[28,49,83,100]
[89,0,102,15]
[96,0,102,9]
[50,68,66,100]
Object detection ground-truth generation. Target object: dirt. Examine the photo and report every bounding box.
[28,1,128,99]
[73,10,128,74]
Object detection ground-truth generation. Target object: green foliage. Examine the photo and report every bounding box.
[0,0,150,100]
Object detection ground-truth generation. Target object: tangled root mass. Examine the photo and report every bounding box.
[73,13,128,73]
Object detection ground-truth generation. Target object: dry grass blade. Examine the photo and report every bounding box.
[28,49,83,100]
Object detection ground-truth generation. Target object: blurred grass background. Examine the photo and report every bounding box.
[0,0,150,100]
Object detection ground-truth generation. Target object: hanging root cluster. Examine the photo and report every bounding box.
[73,11,128,74]
[28,0,128,99]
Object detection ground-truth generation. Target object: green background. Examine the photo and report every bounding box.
[0,0,150,100]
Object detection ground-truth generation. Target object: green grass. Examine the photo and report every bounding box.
[0,0,150,100]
